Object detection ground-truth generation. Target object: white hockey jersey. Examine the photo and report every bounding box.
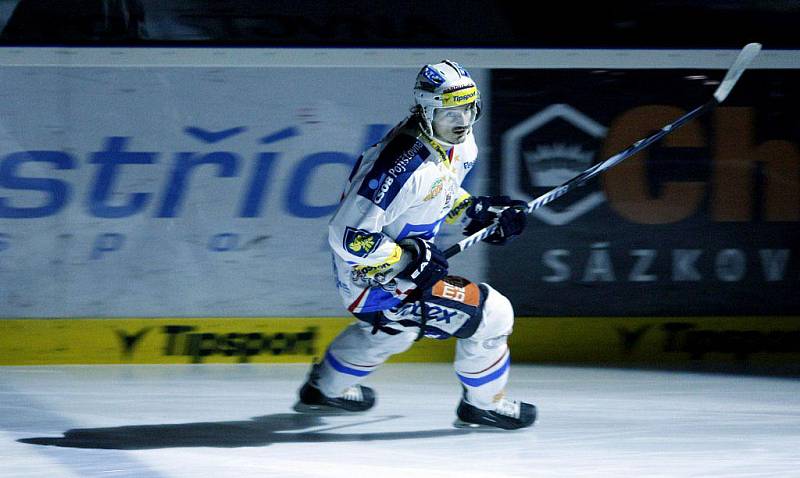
[329,116,477,314]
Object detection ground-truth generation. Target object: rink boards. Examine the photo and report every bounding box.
[1,316,798,366]
[1,47,797,370]
[1,48,798,320]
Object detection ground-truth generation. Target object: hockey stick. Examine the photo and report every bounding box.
[443,42,762,259]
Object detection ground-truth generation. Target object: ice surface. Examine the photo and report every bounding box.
[2,363,799,477]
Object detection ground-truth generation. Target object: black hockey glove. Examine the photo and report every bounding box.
[397,237,449,293]
[463,196,528,245]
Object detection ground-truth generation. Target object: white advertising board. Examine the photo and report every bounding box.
[0,64,489,316]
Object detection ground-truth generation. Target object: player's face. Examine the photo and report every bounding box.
[432,103,477,144]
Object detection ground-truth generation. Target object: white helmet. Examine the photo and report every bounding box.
[413,60,482,145]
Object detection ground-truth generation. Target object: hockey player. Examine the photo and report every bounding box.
[294,60,536,430]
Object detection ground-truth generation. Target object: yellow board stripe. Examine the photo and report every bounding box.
[0,317,454,365]
[1,316,798,366]
[508,316,800,364]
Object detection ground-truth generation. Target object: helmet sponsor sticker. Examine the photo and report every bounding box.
[442,86,478,107]
[420,65,446,87]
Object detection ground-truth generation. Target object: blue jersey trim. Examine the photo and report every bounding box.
[396,215,447,241]
[356,134,429,210]
[358,287,403,313]
[325,351,372,377]
[347,154,364,183]
[456,355,511,387]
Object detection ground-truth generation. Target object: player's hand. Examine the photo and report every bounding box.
[397,237,448,292]
[463,196,527,245]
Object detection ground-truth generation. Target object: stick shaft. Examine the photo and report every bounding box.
[443,43,761,259]
[443,101,713,259]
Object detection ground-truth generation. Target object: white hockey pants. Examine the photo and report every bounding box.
[315,283,514,410]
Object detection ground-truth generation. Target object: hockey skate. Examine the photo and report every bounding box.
[454,393,536,430]
[293,362,376,414]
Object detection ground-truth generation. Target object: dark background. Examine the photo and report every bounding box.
[1,0,799,48]
[489,69,800,315]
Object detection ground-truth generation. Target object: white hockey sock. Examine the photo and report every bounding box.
[314,321,417,398]
[455,347,511,409]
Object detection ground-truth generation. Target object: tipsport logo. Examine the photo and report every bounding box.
[442,87,477,107]
[115,325,318,364]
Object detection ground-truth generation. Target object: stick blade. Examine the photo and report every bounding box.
[713,42,762,103]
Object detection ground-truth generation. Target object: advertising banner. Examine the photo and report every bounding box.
[3,315,798,366]
[0,66,489,317]
[489,69,800,315]
[0,316,459,365]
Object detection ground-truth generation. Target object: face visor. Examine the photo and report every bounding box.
[432,101,480,145]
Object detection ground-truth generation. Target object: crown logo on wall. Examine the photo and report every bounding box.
[523,143,594,187]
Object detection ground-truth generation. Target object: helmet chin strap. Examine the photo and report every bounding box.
[414,116,458,163]
[415,111,469,159]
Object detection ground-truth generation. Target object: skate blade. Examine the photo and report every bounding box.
[453,418,530,432]
[293,401,365,415]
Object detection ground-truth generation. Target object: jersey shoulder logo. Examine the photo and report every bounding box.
[357,134,430,210]
[343,226,383,258]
